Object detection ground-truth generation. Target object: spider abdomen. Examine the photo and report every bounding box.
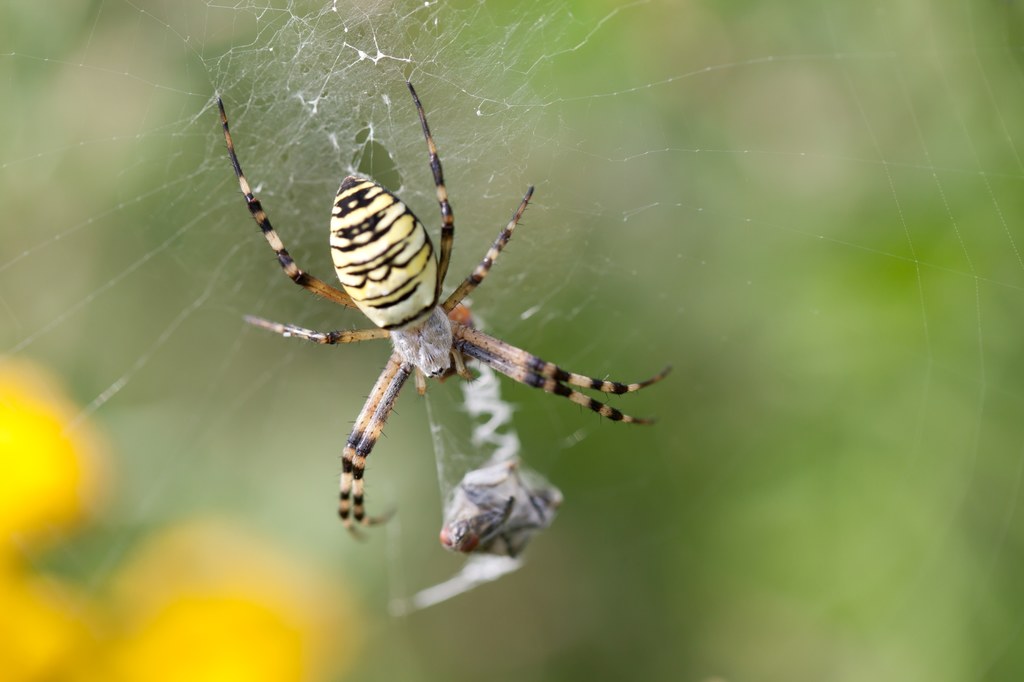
[330,176,438,330]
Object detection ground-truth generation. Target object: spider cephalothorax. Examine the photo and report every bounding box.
[218,82,669,536]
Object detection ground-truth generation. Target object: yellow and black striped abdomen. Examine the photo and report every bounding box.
[330,176,439,329]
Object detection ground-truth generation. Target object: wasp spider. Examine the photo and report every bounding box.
[217,82,669,536]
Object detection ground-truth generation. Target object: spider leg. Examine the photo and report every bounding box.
[217,97,356,309]
[450,348,474,380]
[452,324,665,424]
[339,352,412,535]
[443,186,534,312]
[244,315,389,344]
[454,323,671,393]
[407,82,454,300]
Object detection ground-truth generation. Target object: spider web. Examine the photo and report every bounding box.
[3,0,1024,679]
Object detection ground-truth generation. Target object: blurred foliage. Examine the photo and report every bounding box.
[3,0,1024,680]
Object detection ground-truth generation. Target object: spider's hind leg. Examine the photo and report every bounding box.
[407,81,455,299]
[443,186,533,312]
[217,98,357,309]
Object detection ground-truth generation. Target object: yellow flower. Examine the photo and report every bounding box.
[108,520,362,682]
[0,360,107,680]
[0,361,361,681]
[114,594,303,682]
[0,562,99,682]
[0,361,106,550]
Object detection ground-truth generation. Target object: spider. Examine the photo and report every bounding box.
[217,82,669,536]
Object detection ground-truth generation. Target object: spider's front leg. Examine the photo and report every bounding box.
[339,352,412,535]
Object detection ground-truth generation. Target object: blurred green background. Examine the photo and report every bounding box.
[3,0,1024,680]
